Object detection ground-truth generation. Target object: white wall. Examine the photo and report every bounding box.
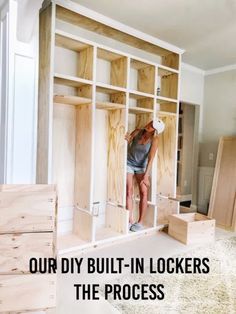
[200,69,236,166]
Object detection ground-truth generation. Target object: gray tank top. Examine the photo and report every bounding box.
[127,129,152,168]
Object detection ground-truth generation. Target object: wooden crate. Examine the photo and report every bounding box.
[0,274,56,313]
[0,232,54,274]
[168,213,215,245]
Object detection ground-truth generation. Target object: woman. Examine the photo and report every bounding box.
[125,119,165,232]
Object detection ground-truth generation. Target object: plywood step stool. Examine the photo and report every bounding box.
[0,185,57,313]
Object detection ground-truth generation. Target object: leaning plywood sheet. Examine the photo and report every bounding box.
[107,109,126,205]
[0,274,56,312]
[157,113,177,197]
[0,233,54,274]
[0,191,56,233]
[208,137,236,229]
[74,104,92,210]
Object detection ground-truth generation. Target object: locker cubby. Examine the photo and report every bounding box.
[130,59,155,95]
[93,107,128,240]
[96,48,128,88]
[156,99,178,114]
[54,31,94,81]
[96,86,126,110]
[128,111,154,203]
[129,93,154,114]
[157,67,178,100]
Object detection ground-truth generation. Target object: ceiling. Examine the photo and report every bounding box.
[73,0,236,70]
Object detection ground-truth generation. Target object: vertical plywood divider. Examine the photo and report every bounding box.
[107,109,126,205]
[77,46,93,80]
[111,57,127,88]
[157,196,179,225]
[106,204,129,234]
[74,104,92,210]
[161,74,178,99]
[162,53,179,70]
[73,208,95,241]
[157,113,177,197]
[138,66,155,94]
[37,3,55,183]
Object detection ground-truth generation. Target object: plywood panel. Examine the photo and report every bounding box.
[0,275,56,312]
[106,204,129,234]
[161,73,178,99]
[157,113,177,197]
[111,57,127,88]
[56,6,177,59]
[0,192,56,233]
[0,185,56,193]
[73,208,94,241]
[107,109,126,205]
[52,104,76,208]
[77,46,93,80]
[208,137,236,229]
[157,196,179,224]
[0,233,54,274]
[162,53,179,70]
[37,3,55,183]
[74,104,92,210]
[138,65,155,94]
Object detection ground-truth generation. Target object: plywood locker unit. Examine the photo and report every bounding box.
[0,185,57,313]
[208,136,236,230]
[37,0,183,253]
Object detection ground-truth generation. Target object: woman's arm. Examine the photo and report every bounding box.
[125,129,140,143]
[141,136,159,186]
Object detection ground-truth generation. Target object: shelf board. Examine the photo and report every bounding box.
[158,67,179,76]
[55,32,91,52]
[97,47,126,62]
[156,95,178,103]
[158,110,177,117]
[158,64,179,74]
[54,73,93,87]
[129,90,154,99]
[96,101,125,110]
[131,58,154,70]
[96,82,126,94]
[129,107,153,114]
[54,95,91,105]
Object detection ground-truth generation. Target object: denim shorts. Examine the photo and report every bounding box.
[127,163,146,174]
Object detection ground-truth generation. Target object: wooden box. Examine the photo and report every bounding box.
[0,274,56,312]
[168,213,215,245]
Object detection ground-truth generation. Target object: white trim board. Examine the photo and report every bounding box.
[205,64,236,76]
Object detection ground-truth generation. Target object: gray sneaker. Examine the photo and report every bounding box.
[130,223,144,232]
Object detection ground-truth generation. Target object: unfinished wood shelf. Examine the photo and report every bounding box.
[54,94,91,105]
[37,0,182,255]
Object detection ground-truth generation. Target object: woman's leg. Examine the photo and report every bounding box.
[126,173,134,223]
[135,173,149,224]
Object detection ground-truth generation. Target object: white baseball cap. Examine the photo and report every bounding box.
[152,119,165,134]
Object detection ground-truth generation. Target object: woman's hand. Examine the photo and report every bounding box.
[140,175,150,187]
[125,132,131,143]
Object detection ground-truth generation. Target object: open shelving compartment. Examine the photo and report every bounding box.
[93,105,129,241]
[37,1,183,255]
[128,106,157,231]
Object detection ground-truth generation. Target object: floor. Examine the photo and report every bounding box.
[57,228,235,314]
